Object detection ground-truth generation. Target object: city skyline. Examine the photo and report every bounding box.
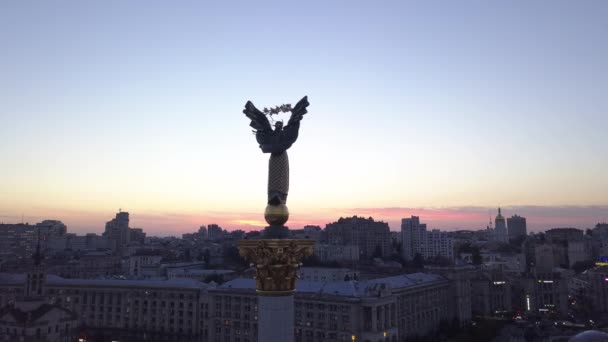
[1,1,607,236]
[1,205,607,236]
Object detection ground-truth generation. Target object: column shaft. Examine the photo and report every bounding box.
[258,295,294,342]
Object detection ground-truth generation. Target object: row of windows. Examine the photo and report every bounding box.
[295,302,350,312]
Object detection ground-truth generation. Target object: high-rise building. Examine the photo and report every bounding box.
[534,244,555,275]
[545,227,584,243]
[507,215,527,241]
[103,211,131,255]
[592,223,608,242]
[401,216,454,261]
[35,220,67,237]
[0,220,67,260]
[302,225,322,240]
[0,223,36,258]
[207,224,223,240]
[47,233,110,252]
[129,227,146,244]
[493,208,508,243]
[426,229,455,260]
[198,225,208,239]
[401,216,426,260]
[325,216,391,258]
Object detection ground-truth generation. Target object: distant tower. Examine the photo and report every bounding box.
[198,225,208,239]
[103,211,131,256]
[494,208,508,243]
[401,216,427,261]
[507,215,527,241]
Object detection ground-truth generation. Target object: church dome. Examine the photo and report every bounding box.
[495,207,505,220]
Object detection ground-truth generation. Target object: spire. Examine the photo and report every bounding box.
[496,207,505,220]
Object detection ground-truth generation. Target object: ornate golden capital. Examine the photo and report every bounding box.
[238,239,314,295]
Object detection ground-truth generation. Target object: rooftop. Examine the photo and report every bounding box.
[0,273,208,290]
[1,271,446,295]
[219,272,447,298]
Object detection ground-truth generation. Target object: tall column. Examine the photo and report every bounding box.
[239,96,312,342]
[239,239,314,342]
[258,295,294,341]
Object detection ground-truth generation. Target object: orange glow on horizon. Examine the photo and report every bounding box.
[232,219,267,227]
[2,204,606,237]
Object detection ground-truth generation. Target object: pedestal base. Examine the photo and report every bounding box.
[263,225,289,238]
[258,294,294,342]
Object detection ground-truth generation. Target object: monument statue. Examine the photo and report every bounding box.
[238,96,314,298]
[243,96,309,227]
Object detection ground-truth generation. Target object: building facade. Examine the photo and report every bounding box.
[298,267,359,282]
[507,215,527,241]
[207,225,224,240]
[313,244,360,263]
[47,233,110,253]
[103,211,131,256]
[401,216,454,261]
[0,221,67,259]
[325,217,391,258]
[471,273,512,315]
[588,266,608,313]
[401,216,427,261]
[0,271,466,342]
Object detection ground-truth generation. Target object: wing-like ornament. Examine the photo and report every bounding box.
[243,101,272,133]
[281,96,309,146]
[285,96,309,129]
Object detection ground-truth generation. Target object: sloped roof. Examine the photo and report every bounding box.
[0,303,77,325]
[0,273,25,285]
[45,275,208,290]
[0,273,209,290]
[365,272,445,289]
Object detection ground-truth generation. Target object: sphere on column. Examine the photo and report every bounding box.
[264,204,289,226]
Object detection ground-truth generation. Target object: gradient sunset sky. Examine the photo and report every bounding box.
[1,1,607,236]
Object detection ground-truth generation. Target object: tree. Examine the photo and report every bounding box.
[472,249,482,265]
[222,246,248,267]
[204,274,224,284]
[412,253,424,268]
[245,230,261,239]
[509,235,527,248]
[457,242,474,254]
[497,243,518,253]
[372,245,383,259]
[202,249,211,264]
[572,260,596,273]
[392,239,402,254]
[586,228,593,236]
[427,255,452,266]
[302,255,340,268]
